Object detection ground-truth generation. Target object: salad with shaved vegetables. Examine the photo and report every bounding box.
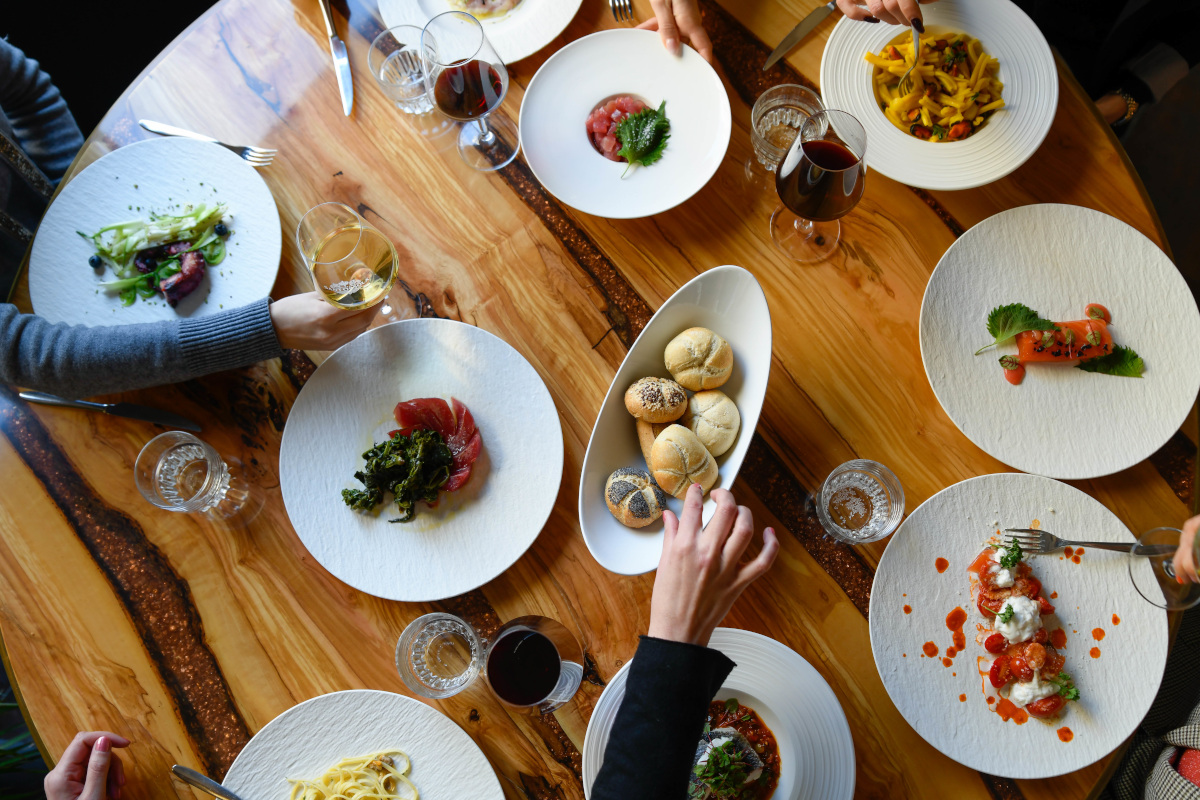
[80,202,231,308]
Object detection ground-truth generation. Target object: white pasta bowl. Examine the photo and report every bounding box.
[519,29,732,219]
[820,0,1056,190]
[579,265,772,575]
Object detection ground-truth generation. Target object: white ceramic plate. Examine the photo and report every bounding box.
[378,0,582,64]
[582,627,855,799]
[29,137,281,326]
[579,266,771,576]
[224,690,503,799]
[821,0,1056,191]
[280,319,563,601]
[870,473,1167,779]
[519,29,732,219]
[920,203,1200,480]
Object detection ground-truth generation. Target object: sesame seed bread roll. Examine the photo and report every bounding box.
[680,390,741,457]
[650,424,718,498]
[664,327,733,391]
[636,419,669,470]
[604,467,669,528]
[624,377,687,423]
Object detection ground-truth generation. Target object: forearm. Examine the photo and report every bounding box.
[0,38,84,183]
[0,298,282,398]
[591,637,735,800]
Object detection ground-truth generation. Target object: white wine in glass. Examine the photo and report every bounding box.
[297,202,397,310]
[1128,527,1200,610]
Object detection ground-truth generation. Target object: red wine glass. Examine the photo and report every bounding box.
[485,616,583,714]
[420,12,519,171]
[771,109,867,263]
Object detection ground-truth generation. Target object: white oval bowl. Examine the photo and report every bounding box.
[579,265,772,575]
[519,29,732,219]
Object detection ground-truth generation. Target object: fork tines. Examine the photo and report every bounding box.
[610,0,633,22]
[1001,528,1044,553]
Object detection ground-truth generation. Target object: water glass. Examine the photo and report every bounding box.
[814,459,904,544]
[135,432,239,515]
[369,26,435,114]
[746,84,824,188]
[396,612,483,699]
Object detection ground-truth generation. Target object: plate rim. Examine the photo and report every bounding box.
[279,317,565,601]
[378,0,584,64]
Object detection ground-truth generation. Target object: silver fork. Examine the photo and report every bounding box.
[897,22,921,96]
[138,120,277,167]
[1003,528,1176,557]
[610,0,633,23]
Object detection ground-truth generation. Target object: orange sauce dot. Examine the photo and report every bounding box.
[1058,727,1073,742]
[904,605,912,614]
[1072,555,1081,564]
[903,653,907,657]
[1112,614,1121,626]
[1050,591,1058,599]
[923,641,939,658]
[946,606,968,650]
[1064,546,1074,557]
[959,694,967,702]
[1092,628,1105,641]
[946,647,957,658]
[1031,519,1041,529]
[995,697,1029,724]
[942,657,953,667]
[1090,647,1101,658]
[1076,547,1084,555]
[936,557,949,573]
[986,695,996,705]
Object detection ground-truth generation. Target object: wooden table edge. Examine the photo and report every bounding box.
[0,625,52,768]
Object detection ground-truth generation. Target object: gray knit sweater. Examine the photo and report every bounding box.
[0,37,284,399]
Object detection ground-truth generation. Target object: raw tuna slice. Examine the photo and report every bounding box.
[394,398,455,439]
[392,396,483,491]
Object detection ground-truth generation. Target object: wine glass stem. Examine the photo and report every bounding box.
[475,118,495,146]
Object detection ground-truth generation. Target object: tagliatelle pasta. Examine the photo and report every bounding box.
[865,32,1004,142]
[287,750,419,800]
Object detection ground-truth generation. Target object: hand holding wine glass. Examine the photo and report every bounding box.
[1175,516,1199,584]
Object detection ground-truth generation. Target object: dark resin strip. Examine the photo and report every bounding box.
[0,386,250,778]
[1148,430,1196,509]
[979,773,1025,800]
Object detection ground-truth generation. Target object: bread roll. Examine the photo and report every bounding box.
[624,377,687,423]
[664,327,733,391]
[651,424,719,498]
[636,419,669,469]
[681,390,741,457]
[604,467,669,529]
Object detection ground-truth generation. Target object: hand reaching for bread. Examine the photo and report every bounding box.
[604,326,742,528]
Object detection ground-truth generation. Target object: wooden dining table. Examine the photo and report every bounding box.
[1,0,1193,797]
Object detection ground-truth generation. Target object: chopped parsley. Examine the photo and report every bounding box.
[1050,672,1080,701]
[997,603,1015,624]
[996,538,1023,570]
[931,124,948,140]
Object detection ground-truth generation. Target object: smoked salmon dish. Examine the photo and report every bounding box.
[969,540,1079,723]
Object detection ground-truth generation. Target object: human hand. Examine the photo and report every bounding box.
[269,292,383,351]
[637,0,713,63]
[648,485,779,647]
[1175,516,1199,584]
[835,0,938,28]
[44,732,130,800]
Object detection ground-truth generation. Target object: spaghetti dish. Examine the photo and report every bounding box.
[865,32,1004,142]
[287,751,418,800]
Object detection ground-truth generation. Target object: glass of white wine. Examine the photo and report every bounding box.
[296,202,397,309]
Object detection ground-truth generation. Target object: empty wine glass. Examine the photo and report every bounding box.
[420,12,519,171]
[1128,527,1200,610]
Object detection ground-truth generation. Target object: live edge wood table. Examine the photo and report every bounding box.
[0,0,1191,798]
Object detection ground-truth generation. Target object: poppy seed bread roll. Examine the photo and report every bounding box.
[680,390,740,457]
[650,424,718,498]
[664,327,733,391]
[624,377,687,423]
[605,467,669,528]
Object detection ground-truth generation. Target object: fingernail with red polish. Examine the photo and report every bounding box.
[864,16,880,22]
[97,736,110,753]
[912,18,925,33]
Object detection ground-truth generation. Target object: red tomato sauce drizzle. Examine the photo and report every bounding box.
[1058,727,1074,742]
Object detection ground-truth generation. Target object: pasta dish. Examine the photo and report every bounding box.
[865,32,1004,142]
[288,751,418,800]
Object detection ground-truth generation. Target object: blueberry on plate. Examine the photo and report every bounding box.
[214,222,229,237]
[88,254,103,269]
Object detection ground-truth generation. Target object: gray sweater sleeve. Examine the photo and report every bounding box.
[0,36,84,184]
[0,297,284,398]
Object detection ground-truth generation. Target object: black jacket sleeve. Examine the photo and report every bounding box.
[591,636,736,800]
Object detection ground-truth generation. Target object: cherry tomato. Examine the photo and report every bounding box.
[1009,656,1034,682]
[1036,596,1056,615]
[1033,629,1049,644]
[984,633,1007,654]
[989,656,1011,688]
[978,595,1004,618]
[1024,643,1047,670]
[1026,695,1066,718]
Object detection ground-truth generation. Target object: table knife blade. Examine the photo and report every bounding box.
[763,1,837,71]
[317,0,354,115]
[19,392,201,432]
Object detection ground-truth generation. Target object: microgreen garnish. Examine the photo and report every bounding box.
[1086,329,1103,347]
[1087,306,1106,320]
[976,303,1055,355]
[997,603,1015,624]
[689,740,751,799]
[724,697,739,714]
[1051,672,1080,701]
[1077,344,1144,377]
[931,124,948,139]
[998,539,1023,570]
[616,101,670,177]
[999,355,1021,371]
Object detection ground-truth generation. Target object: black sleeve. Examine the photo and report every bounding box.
[591,636,736,800]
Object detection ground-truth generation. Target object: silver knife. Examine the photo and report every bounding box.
[19,392,202,433]
[764,1,837,71]
[171,765,249,800]
[317,0,354,116]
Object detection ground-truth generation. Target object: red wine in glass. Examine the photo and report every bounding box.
[486,628,561,706]
[775,139,865,222]
[433,59,505,121]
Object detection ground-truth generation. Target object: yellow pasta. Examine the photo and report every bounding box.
[288,751,419,800]
[865,32,1003,142]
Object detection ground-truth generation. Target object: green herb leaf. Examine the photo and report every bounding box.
[997,603,1015,624]
[724,697,739,714]
[342,428,455,522]
[1051,672,1080,701]
[931,124,947,139]
[1086,306,1106,320]
[977,303,1055,355]
[1077,345,1144,378]
[998,539,1023,570]
[616,102,670,177]
[1086,329,1102,347]
[998,355,1021,371]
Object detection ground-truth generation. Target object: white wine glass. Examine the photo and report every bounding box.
[296,202,397,310]
[1128,527,1200,610]
[420,11,519,171]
